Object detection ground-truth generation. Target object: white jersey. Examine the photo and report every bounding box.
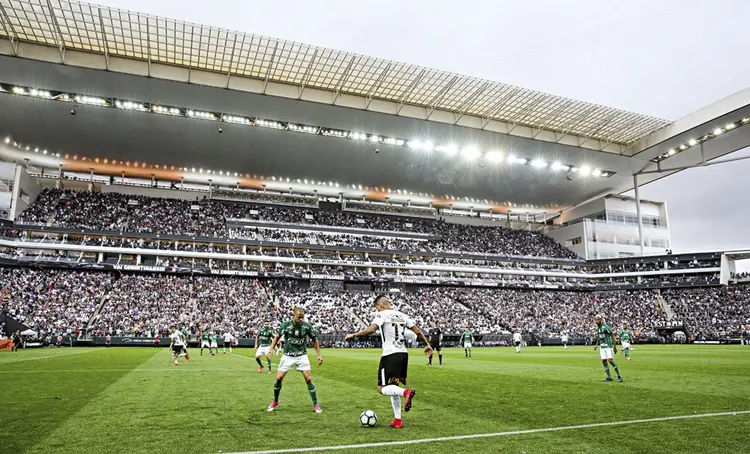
[223,333,233,342]
[372,309,415,357]
[513,332,522,342]
[170,331,184,346]
[561,334,569,342]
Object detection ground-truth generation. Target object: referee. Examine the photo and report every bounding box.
[427,322,443,366]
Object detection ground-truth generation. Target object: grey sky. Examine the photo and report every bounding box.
[96,0,750,254]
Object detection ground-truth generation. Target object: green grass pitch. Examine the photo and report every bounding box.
[1,345,749,453]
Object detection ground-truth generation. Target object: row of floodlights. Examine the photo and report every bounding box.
[653,118,750,162]
[2,83,615,178]
[2,135,550,206]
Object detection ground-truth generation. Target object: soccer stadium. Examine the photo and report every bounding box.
[1,1,749,452]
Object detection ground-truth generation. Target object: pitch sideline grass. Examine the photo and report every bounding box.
[1,345,748,453]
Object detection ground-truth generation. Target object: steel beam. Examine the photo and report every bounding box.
[396,69,426,114]
[0,3,19,55]
[45,0,66,62]
[365,63,392,109]
[262,41,279,94]
[298,48,319,99]
[425,76,458,119]
[225,33,239,88]
[98,6,111,70]
[453,82,489,124]
[332,56,355,103]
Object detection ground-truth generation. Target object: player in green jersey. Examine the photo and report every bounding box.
[255,321,275,374]
[199,329,215,356]
[618,322,633,360]
[594,315,622,382]
[210,332,219,353]
[266,308,323,414]
[462,328,474,358]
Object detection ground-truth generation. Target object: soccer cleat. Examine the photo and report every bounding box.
[268,370,273,374]
[185,354,190,361]
[258,365,264,373]
[314,405,323,414]
[389,419,404,429]
[223,351,226,354]
[602,377,613,382]
[403,388,417,412]
[173,363,178,367]
[267,401,278,412]
[618,377,623,383]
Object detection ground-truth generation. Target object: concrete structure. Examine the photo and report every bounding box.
[546,194,670,259]
[2,0,750,258]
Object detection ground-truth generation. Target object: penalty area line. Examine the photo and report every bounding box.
[229,410,750,454]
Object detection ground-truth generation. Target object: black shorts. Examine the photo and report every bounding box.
[172,345,183,354]
[378,353,408,386]
[514,341,521,346]
[430,343,442,352]
[224,341,230,347]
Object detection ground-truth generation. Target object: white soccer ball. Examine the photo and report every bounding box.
[359,409,378,427]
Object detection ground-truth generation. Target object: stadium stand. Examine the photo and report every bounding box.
[17,188,577,259]
[3,267,747,340]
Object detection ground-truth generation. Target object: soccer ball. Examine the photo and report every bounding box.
[359,409,377,427]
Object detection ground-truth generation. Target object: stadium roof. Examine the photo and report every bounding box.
[0,0,671,147]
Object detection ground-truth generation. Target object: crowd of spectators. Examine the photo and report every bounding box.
[0,267,113,335]
[17,189,578,259]
[5,267,747,340]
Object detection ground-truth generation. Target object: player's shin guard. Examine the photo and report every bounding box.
[273,380,282,402]
[256,357,263,367]
[267,358,272,370]
[428,353,433,365]
[307,382,318,406]
[439,354,443,365]
[612,362,621,378]
[603,363,612,378]
[390,395,402,419]
[624,349,630,358]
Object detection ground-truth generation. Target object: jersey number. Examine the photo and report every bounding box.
[392,323,405,347]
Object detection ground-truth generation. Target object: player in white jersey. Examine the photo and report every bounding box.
[345,294,432,429]
[222,332,233,354]
[169,327,184,367]
[513,330,522,353]
[561,333,569,350]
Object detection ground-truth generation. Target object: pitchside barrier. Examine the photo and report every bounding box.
[76,334,743,348]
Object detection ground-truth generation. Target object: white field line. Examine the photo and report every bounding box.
[0,348,99,364]
[229,410,750,454]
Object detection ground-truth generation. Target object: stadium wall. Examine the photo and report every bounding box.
[11,165,42,221]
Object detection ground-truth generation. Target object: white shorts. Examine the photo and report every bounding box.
[278,354,311,372]
[599,347,614,360]
[622,341,631,350]
[463,342,472,348]
[562,338,568,344]
[201,341,210,348]
[256,346,271,357]
[210,341,218,348]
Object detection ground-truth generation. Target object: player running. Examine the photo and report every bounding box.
[266,308,323,414]
[594,315,623,382]
[513,329,522,353]
[618,322,633,360]
[179,325,190,360]
[255,322,275,373]
[462,328,474,358]
[222,331,233,354]
[345,294,432,429]
[169,327,184,367]
[561,332,569,350]
[427,322,443,365]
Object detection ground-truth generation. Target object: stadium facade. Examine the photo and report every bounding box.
[1,1,750,343]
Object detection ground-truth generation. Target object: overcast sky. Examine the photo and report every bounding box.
[97,0,750,255]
